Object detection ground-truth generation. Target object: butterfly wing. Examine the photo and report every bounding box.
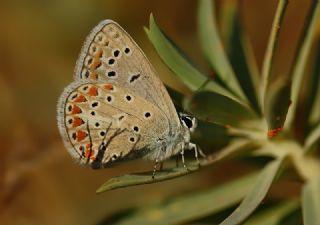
[57,81,170,168]
[74,20,181,132]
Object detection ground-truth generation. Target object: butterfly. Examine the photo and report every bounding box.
[57,20,203,176]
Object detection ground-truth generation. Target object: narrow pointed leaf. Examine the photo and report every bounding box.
[227,4,261,115]
[145,14,235,101]
[219,158,286,225]
[264,78,292,138]
[286,0,320,128]
[261,0,288,110]
[309,83,320,125]
[96,164,200,193]
[243,200,299,225]
[302,177,320,225]
[96,139,260,193]
[198,0,246,101]
[305,123,320,153]
[308,39,320,126]
[184,91,257,127]
[101,173,259,225]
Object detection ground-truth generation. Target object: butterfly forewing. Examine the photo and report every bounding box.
[74,20,180,130]
[57,81,170,168]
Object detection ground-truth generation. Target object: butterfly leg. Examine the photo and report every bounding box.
[180,149,189,171]
[188,143,206,167]
[152,158,159,179]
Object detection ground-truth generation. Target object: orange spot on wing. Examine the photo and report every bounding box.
[88,86,98,96]
[74,95,87,103]
[104,83,114,91]
[72,117,84,128]
[71,105,82,114]
[267,127,283,138]
[85,144,95,160]
[90,59,101,70]
[76,130,88,142]
[90,72,98,80]
[95,49,103,58]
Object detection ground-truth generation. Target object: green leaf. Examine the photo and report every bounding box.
[302,177,320,225]
[243,200,299,225]
[305,122,320,153]
[198,0,246,102]
[309,80,320,125]
[264,78,291,138]
[193,119,230,150]
[219,158,285,225]
[307,38,320,127]
[96,164,200,193]
[96,139,260,193]
[145,14,235,101]
[261,0,288,110]
[100,173,259,225]
[184,91,257,127]
[228,7,261,116]
[285,0,320,129]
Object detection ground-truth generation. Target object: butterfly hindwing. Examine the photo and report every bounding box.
[57,81,170,168]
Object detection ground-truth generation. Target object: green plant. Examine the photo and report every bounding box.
[97,0,320,224]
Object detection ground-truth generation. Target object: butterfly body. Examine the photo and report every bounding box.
[57,20,198,169]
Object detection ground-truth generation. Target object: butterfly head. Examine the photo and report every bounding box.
[179,113,197,133]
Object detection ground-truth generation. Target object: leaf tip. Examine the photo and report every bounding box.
[267,127,283,138]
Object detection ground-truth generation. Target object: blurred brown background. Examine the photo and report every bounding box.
[0,0,312,224]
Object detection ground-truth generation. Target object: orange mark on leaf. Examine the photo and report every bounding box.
[74,95,87,103]
[72,117,84,128]
[76,130,88,142]
[71,105,82,114]
[267,127,283,138]
[104,83,114,91]
[88,86,98,96]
